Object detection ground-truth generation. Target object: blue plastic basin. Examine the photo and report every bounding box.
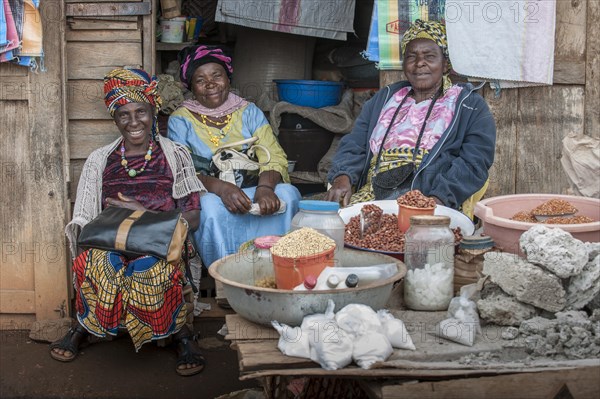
[274,79,343,108]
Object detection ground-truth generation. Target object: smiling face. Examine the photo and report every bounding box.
[403,38,447,97]
[190,62,231,109]
[113,102,154,150]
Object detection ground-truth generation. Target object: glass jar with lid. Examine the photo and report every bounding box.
[403,215,455,311]
[291,200,345,265]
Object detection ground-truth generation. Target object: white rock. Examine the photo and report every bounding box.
[520,225,588,279]
[477,284,538,326]
[483,252,566,312]
[566,254,600,309]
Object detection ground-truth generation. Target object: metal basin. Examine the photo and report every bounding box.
[208,249,407,326]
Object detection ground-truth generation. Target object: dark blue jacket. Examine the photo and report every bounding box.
[327,81,496,209]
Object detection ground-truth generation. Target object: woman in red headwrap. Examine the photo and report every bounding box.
[50,68,206,376]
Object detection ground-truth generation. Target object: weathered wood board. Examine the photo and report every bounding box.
[66,42,143,80]
[364,365,600,399]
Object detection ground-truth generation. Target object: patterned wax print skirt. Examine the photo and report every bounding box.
[73,249,187,351]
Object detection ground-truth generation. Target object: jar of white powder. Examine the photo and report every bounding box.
[404,215,455,311]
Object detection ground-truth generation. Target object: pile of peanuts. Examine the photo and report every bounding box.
[255,276,277,288]
[510,211,538,223]
[345,204,464,253]
[271,227,335,258]
[397,190,436,208]
[510,199,595,224]
[544,215,594,224]
[345,213,406,252]
[531,199,578,216]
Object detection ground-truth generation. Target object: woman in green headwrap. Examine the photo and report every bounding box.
[325,20,496,218]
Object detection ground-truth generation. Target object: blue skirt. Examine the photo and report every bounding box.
[194,184,301,267]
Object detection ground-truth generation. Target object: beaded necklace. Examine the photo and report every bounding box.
[199,113,233,147]
[120,138,153,177]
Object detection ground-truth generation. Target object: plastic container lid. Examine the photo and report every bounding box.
[303,275,317,289]
[254,235,281,249]
[409,215,451,226]
[298,200,340,212]
[345,273,359,288]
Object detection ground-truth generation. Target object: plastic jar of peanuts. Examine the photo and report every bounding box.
[291,200,345,266]
[403,215,455,311]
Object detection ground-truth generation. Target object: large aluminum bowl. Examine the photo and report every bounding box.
[208,249,406,326]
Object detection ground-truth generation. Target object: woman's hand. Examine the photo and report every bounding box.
[254,186,280,215]
[105,192,148,211]
[253,170,282,215]
[219,182,252,214]
[325,175,352,207]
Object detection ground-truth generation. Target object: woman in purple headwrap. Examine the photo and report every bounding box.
[168,45,301,269]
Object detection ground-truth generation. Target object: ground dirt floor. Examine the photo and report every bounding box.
[0,316,261,399]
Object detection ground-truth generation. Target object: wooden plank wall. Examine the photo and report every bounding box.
[0,0,69,328]
[65,0,150,199]
[382,1,597,198]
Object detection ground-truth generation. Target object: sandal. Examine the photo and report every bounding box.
[49,325,88,362]
[175,335,206,376]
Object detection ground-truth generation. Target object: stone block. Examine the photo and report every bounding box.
[478,286,538,326]
[566,255,600,309]
[520,225,588,278]
[483,252,566,312]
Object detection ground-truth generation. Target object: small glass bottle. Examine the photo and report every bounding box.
[251,235,281,286]
[403,215,455,311]
[291,200,345,265]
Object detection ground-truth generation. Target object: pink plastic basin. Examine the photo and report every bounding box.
[475,194,600,255]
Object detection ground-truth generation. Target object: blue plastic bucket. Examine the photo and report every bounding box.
[274,80,343,108]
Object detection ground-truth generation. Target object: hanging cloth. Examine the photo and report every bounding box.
[0,0,20,62]
[14,0,44,70]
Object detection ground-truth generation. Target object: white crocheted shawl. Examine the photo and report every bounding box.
[65,135,206,258]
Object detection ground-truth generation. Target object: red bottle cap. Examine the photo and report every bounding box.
[303,275,317,290]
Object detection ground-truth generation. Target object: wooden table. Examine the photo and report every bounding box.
[225,312,600,399]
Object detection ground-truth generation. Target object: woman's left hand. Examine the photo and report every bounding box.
[105,192,148,211]
[254,186,280,215]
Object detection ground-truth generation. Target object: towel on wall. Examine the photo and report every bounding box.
[446,0,556,85]
[215,0,356,40]
[375,0,447,70]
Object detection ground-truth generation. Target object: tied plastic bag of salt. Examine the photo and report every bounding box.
[300,300,353,370]
[271,321,310,359]
[335,304,393,369]
[377,310,416,350]
[433,287,481,346]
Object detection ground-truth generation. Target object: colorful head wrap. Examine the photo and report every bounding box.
[178,45,233,89]
[400,19,453,91]
[103,67,162,138]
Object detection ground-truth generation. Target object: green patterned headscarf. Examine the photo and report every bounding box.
[401,19,453,91]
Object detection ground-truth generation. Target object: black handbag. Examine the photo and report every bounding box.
[78,207,188,265]
[372,163,415,200]
[371,87,442,200]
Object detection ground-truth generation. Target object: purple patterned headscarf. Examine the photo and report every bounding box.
[178,45,233,89]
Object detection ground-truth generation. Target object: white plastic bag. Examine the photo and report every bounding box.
[271,321,311,359]
[352,331,393,369]
[377,310,416,350]
[447,292,481,334]
[434,317,477,346]
[335,304,382,337]
[299,300,353,370]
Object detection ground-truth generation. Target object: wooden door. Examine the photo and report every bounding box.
[0,0,69,328]
[65,0,154,205]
